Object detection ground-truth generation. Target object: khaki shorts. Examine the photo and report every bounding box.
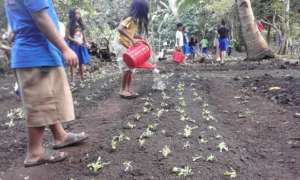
[16,67,75,127]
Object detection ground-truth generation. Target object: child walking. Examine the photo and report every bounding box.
[5,0,88,167]
[200,36,209,58]
[66,8,90,81]
[114,0,149,99]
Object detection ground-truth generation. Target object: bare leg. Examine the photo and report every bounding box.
[120,71,131,96]
[49,123,68,145]
[126,71,133,93]
[25,127,45,163]
[79,64,84,81]
[70,67,74,82]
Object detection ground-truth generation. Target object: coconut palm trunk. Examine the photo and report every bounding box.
[236,0,274,60]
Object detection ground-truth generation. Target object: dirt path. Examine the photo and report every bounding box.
[1,60,300,180]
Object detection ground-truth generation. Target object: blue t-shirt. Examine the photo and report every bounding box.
[5,0,63,69]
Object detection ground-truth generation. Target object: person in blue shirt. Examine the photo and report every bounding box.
[5,0,88,167]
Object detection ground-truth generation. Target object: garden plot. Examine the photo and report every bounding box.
[1,60,300,180]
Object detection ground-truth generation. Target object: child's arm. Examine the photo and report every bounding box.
[31,10,77,66]
[0,44,11,52]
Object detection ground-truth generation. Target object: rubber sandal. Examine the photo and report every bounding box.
[53,132,88,150]
[119,94,137,99]
[24,148,67,168]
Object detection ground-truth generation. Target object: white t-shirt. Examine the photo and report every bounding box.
[176,30,184,47]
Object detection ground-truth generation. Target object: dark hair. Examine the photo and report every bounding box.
[68,8,85,38]
[177,23,183,29]
[128,0,149,36]
[221,19,226,26]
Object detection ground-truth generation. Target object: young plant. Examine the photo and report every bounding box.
[224,168,237,178]
[192,155,203,162]
[162,91,170,100]
[138,138,146,147]
[208,126,217,131]
[160,145,172,158]
[147,123,159,131]
[140,128,154,139]
[123,161,133,172]
[181,125,198,138]
[172,166,193,177]
[134,113,142,121]
[87,157,110,173]
[183,141,191,149]
[6,108,25,127]
[206,154,216,162]
[126,122,136,129]
[199,138,208,144]
[111,133,130,151]
[217,142,229,152]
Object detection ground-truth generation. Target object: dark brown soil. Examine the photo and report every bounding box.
[0,59,300,180]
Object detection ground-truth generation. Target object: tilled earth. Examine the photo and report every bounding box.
[0,59,300,180]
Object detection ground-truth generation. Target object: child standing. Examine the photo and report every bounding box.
[114,0,149,99]
[5,0,88,167]
[66,8,90,81]
[200,36,209,58]
[217,19,229,65]
[175,23,184,53]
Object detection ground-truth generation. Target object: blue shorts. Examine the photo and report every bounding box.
[202,48,208,54]
[219,38,229,51]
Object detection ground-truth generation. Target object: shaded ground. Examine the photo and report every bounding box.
[0,58,300,180]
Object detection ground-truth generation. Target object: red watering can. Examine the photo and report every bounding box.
[172,49,184,64]
[123,41,154,69]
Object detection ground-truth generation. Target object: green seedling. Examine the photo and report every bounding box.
[192,155,203,162]
[6,108,24,127]
[161,102,169,108]
[172,166,193,177]
[176,107,185,114]
[206,154,216,162]
[162,91,170,100]
[134,113,141,121]
[140,128,154,139]
[183,141,191,149]
[182,125,198,138]
[123,161,133,172]
[127,122,136,129]
[224,168,237,178]
[193,92,199,97]
[176,82,185,92]
[138,138,146,147]
[156,109,165,118]
[87,157,110,173]
[111,133,130,151]
[199,138,208,144]
[216,134,223,139]
[217,142,229,152]
[160,145,172,158]
[208,126,217,131]
[147,123,159,131]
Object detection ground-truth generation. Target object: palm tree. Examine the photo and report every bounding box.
[177,0,275,60]
[236,0,274,60]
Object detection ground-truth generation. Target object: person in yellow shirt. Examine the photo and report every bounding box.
[114,0,149,99]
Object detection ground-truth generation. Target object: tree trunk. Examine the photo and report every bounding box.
[236,0,274,61]
[278,0,290,55]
